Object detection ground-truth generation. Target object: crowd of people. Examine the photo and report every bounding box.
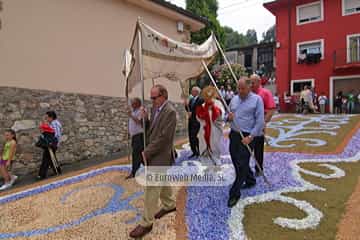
[274,87,360,114]
[124,76,276,238]
[334,90,360,114]
[182,74,276,206]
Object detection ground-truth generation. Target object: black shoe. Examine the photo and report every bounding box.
[189,153,199,158]
[125,173,135,180]
[154,207,176,219]
[57,167,62,175]
[36,176,46,181]
[129,224,153,238]
[227,196,240,208]
[241,181,256,189]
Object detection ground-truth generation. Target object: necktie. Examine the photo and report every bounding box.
[191,97,197,110]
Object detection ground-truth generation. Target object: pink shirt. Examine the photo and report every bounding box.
[254,87,276,113]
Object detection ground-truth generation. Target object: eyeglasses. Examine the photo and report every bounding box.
[150,95,161,100]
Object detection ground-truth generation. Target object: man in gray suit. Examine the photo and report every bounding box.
[129,84,177,238]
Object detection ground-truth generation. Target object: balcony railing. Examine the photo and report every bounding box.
[333,48,360,70]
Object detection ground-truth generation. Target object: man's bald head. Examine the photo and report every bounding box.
[237,77,251,99]
[191,86,201,97]
[250,74,261,91]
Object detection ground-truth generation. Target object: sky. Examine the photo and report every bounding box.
[168,0,276,41]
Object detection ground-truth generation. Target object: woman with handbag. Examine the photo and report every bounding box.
[37,111,62,180]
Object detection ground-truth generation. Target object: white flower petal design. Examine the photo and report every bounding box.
[267,115,352,148]
[229,151,360,240]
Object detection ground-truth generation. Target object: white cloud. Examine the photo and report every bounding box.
[168,0,275,41]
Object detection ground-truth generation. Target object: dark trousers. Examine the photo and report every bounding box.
[226,99,232,106]
[229,131,255,199]
[188,120,200,155]
[254,135,264,173]
[131,133,144,175]
[38,147,60,178]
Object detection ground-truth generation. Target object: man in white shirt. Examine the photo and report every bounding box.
[225,84,234,105]
[220,85,226,99]
[300,86,314,113]
[284,92,292,113]
[126,98,146,179]
[318,92,328,114]
[273,93,280,113]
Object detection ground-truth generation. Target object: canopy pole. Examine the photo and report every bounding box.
[201,61,229,112]
[201,60,271,187]
[213,34,238,84]
[122,50,132,164]
[137,19,147,165]
[127,99,131,163]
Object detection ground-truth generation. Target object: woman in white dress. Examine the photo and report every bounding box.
[196,86,225,165]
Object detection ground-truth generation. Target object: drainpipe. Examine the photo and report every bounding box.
[288,0,292,95]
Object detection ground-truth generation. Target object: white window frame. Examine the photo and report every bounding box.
[296,39,325,62]
[290,79,315,95]
[342,0,360,16]
[346,33,360,63]
[296,0,324,25]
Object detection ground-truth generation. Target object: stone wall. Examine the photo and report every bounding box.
[0,87,187,176]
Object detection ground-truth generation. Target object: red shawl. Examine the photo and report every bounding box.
[196,101,221,148]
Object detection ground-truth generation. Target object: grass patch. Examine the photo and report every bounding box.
[300,162,337,176]
[244,161,360,240]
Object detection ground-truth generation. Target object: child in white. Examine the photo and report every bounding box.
[318,93,328,114]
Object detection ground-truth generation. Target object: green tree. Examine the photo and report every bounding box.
[245,29,258,45]
[186,0,225,47]
[224,26,249,49]
[261,25,276,43]
[206,0,219,17]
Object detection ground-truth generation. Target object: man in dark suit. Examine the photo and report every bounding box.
[129,84,177,239]
[186,86,203,158]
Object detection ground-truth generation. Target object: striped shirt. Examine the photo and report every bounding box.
[50,119,62,143]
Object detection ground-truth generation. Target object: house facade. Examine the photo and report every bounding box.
[264,0,360,112]
[0,0,205,175]
[225,42,276,78]
[0,0,204,101]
